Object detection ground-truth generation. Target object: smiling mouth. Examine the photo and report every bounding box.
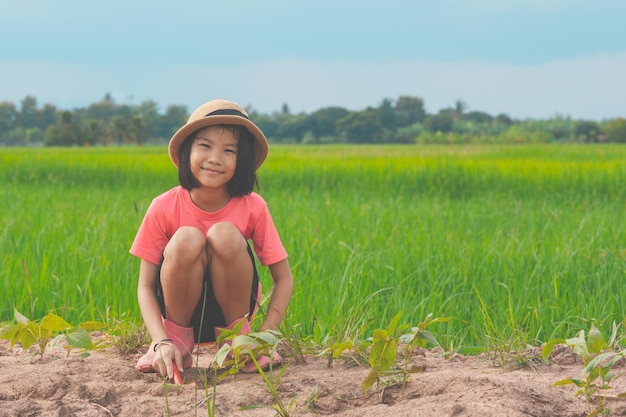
[202,167,222,175]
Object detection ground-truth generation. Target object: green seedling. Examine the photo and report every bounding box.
[320,335,370,369]
[399,312,451,350]
[215,326,312,416]
[361,312,401,393]
[543,320,626,416]
[0,308,107,361]
[216,325,319,416]
[214,323,282,379]
[397,313,451,389]
[362,312,449,394]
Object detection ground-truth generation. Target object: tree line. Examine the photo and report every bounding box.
[1,94,625,147]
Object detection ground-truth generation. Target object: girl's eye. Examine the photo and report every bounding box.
[225,149,236,154]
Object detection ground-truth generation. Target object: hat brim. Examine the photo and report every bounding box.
[168,115,269,169]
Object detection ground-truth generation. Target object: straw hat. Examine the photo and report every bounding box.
[168,99,269,169]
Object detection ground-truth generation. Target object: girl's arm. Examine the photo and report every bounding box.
[261,258,294,331]
[137,259,182,378]
[137,259,168,342]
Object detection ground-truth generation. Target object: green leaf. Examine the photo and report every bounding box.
[330,341,354,359]
[7,325,23,349]
[417,313,434,331]
[399,330,416,344]
[247,330,280,345]
[49,334,65,350]
[26,321,46,341]
[417,330,440,348]
[396,323,411,335]
[14,309,30,326]
[608,320,619,348]
[215,343,231,367]
[541,338,565,360]
[400,328,438,348]
[588,367,601,381]
[587,322,605,354]
[215,322,243,345]
[66,327,94,350]
[232,334,260,350]
[387,312,401,336]
[0,324,19,340]
[78,321,106,331]
[369,329,388,367]
[566,331,589,357]
[554,378,575,386]
[424,316,452,326]
[584,352,618,375]
[41,313,72,332]
[17,327,35,350]
[369,330,396,372]
[361,365,381,392]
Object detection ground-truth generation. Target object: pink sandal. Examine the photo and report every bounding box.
[136,317,195,373]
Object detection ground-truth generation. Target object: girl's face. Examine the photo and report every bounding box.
[189,126,238,192]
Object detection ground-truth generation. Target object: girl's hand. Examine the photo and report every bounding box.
[152,343,184,381]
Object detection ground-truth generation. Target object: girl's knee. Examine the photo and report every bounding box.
[206,222,246,257]
[165,226,206,261]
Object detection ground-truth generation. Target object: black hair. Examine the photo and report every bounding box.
[177,124,258,196]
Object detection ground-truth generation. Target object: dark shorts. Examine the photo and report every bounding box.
[156,245,260,343]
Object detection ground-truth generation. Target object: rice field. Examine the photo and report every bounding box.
[1,144,625,351]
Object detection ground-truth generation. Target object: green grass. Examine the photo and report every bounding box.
[1,144,625,351]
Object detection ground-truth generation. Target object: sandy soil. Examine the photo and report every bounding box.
[1,339,625,417]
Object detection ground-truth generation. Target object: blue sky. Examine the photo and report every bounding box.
[1,0,625,120]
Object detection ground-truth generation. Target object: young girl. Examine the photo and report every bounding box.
[130,99,294,380]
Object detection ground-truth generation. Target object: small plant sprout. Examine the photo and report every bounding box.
[542,320,626,416]
[361,312,401,393]
[214,326,309,416]
[324,338,358,368]
[0,308,107,361]
[214,324,282,380]
[399,312,451,351]
[398,313,450,386]
[361,312,449,395]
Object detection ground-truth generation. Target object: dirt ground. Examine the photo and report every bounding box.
[1,339,626,417]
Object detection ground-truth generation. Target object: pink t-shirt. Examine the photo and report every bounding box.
[130,186,288,266]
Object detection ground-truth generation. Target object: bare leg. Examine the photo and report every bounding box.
[206,222,253,324]
[160,226,207,326]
